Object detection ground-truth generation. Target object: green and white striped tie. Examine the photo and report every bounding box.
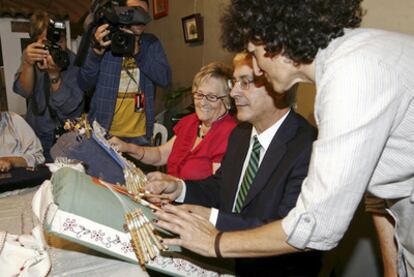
[234,136,261,213]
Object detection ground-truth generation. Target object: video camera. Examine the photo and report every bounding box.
[45,19,70,70]
[75,0,152,66]
[96,4,151,55]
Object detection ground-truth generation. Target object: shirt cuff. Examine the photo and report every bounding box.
[20,154,35,168]
[282,212,316,250]
[175,179,186,203]
[209,208,218,226]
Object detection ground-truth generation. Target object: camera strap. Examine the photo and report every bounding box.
[31,70,47,116]
[31,72,64,127]
[45,74,64,127]
[124,65,138,87]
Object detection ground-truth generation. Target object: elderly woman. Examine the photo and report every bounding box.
[110,62,237,180]
[0,111,45,172]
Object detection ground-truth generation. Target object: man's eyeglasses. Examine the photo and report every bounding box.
[192,92,227,102]
[228,77,255,90]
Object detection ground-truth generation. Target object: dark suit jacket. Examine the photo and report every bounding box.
[184,110,321,276]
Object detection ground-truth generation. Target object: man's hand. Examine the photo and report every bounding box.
[23,42,48,66]
[154,204,218,257]
[93,24,112,55]
[145,172,183,204]
[0,158,12,172]
[177,204,211,220]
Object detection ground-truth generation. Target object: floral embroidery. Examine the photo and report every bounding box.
[63,218,77,231]
[58,217,228,277]
[121,241,134,253]
[61,217,133,254]
[91,230,105,242]
[150,256,221,276]
[104,235,121,248]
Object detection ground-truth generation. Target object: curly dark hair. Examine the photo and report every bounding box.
[221,0,364,64]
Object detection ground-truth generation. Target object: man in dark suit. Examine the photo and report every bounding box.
[146,52,320,276]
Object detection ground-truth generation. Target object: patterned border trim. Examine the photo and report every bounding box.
[48,209,136,260]
[47,209,233,277]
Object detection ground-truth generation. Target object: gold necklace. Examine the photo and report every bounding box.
[197,123,210,139]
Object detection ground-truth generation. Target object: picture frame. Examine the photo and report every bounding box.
[153,0,168,19]
[181,14,204,43]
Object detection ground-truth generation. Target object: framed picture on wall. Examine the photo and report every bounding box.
[181,14,203,43]
[153,0,168,19]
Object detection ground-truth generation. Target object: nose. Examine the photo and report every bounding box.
[230,85,240,99]
[252,56,264,77]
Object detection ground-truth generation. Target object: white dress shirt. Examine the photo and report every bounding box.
[0,112,45,167]
[282,28,414,250]
[209,110,290,224]
[175,110,291,225]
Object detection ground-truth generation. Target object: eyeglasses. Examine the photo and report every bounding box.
[228,77,255,90]
[192,92,227,102]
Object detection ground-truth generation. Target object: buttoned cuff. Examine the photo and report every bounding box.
[282,211,337,251]
[282,212,316,249]
[209,208,218,226]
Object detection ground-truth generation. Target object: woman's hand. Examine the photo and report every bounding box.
[145,171,183,204]
[108,136,130,153]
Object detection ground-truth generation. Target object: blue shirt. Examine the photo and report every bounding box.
[78,33,171,139]
[13,51,85,135]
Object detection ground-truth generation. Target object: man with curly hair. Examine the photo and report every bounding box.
[151,1,414,276]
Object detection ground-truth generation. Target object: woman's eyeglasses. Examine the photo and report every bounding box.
[192,92,227,102]
[228,77,255,90]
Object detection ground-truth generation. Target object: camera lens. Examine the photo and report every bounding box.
[115,34,127,47]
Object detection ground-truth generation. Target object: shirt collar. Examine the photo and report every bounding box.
[251,109,291,152]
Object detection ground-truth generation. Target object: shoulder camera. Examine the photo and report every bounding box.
[95,3,151,55]
[74,0,152,66]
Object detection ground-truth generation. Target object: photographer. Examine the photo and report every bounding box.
[78,0,171,146]
[13,11,84,162]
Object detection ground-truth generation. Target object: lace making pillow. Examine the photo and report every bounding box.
[33,167,234,276]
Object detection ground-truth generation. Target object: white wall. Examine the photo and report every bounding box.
[0,17,72,115]
[0,18,30,115]
[297,0,414,123]
[362,0,414,35]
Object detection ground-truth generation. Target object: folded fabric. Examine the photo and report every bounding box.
[51,132,125,184]
[33,167,234,276]
[0,227,51,277]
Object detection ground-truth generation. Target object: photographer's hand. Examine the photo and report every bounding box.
[93,24,111,55]
[18,42,48,95]
[23,42,48,66]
